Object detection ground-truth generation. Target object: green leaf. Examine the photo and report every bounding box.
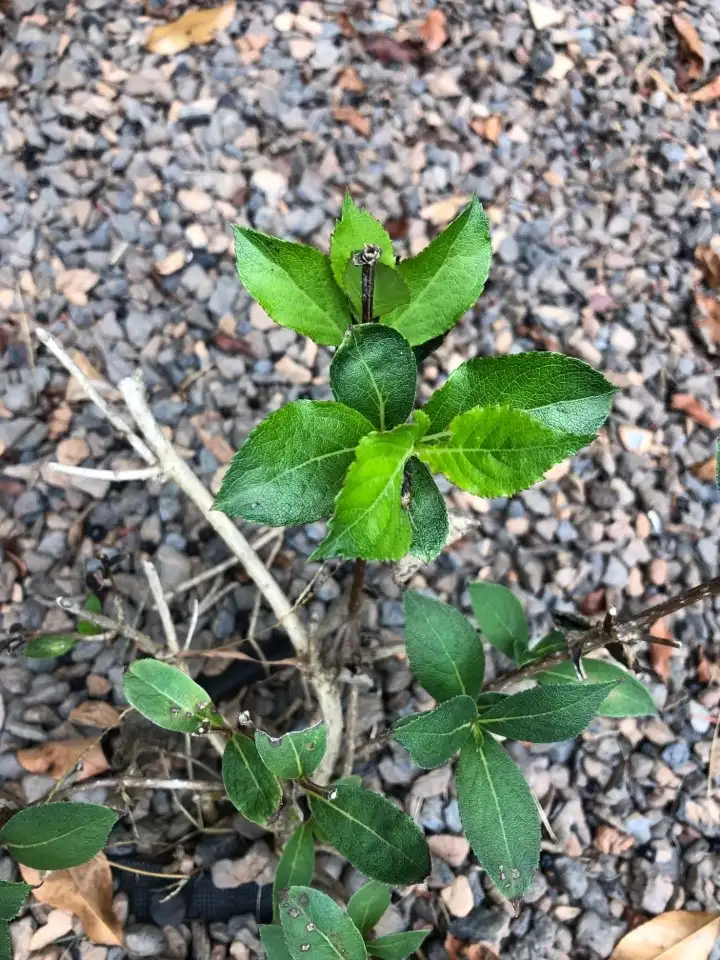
[335,775,363,789]
[274,822,315,921]
[393,696,477,768]
[279,886,367,960]
[537,659,657,718]
[78,593,102,636]
[24,634,77,659]
[476,681,618,742]
[234,226,350,346]
[123,659,216,734]
[0,881,31,920]
[468,582,529,661]
[475,692,509,714]
[256,723,328,779]
[223,734,282,826]
[382,198,491,347]
[214,401,373,525]
[417,406,593,499]
[457,732,540,901]
[343,263,411,319]
[0,923,9,960]
[307,785,430,885]
[423,352,616,435]
[330,194,396,289]
[404,591,484,702]
[403,459,449,564]
[366,931,430,960]
[527,629,567,661]
[261,925,294,960]
[329,326,417,431]
[311,424,419,562]
[347,882,391,936]
[0,803,117,871]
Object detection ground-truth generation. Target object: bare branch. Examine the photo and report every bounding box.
[142,559,179,654]
[48,463,163,482]
[56,596,161,657]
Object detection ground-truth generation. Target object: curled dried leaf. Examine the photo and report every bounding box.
[17,738,109,782]
[146,1,235,55]
[610,910,720,960]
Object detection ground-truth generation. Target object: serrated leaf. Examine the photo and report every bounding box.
[78,593,102,636]
[347,882,391,937]
[424,352,616,434]
[0,803,117,871]
[0,880,31,920]
[476,681,618,742]
[393,695,477,768]
[24,634,77,659]
[261,924,294,960]
[223,734,282,826]
[234,226,350,346]
[403,459,449,563]
[311,424,419,562]
[366,931,430,960]
[343,262,411,319]
[214,401,373,525]
[307,785,430,885]
[330,326,417,431]
[274,822,315,921]
[475,692,509,713]
[382,198,492,347]
[417,406,593,499]
[468,582,529,661]
[256,723,328,779]
[404,591,484,702]
[330,194,396,289]
[457,732,540,900]
[537,659,657,718]
[280,886,367,960]
[123,659,216,734]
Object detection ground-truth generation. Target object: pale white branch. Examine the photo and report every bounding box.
[48,463,163,482]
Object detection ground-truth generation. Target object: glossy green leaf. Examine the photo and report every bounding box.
[404,591,484,701]
[260,924,294,960]
[274,822,315,921]
[0,880,31,920]
[330,326,417,431]
[307,785,430,885]
[311,424,419,562]
[423,352,616,434]
[279,886,367,960]
[123,659,216,734]
[214,401,373,525]
[24,634,77,659]
[468,582,529,661]
[223,734,282,826]
[527,629,567,661]
[476,681,618,742]
[256,723,328,779]
[343,262,410,319]
[475,692,509,714]
[417,406,592,499]
[457,732,540,901]
[382,198,492,347]
[234,226,350,346]
[78,593,102,636]
[330,194,396,289]
[366,931,430,960]
[393,696,477,768]
[0,922,9,960]
[346,881,391,936]
[0,803,117,871]
[403,459,449,563]
[537,659,657,718]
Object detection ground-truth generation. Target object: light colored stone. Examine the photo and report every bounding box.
[177,188,213,214]
[289,37,315,60]
[251,168,288,206]
[276,355,311,385]
[250,302,275,331]
[528,0,565,29]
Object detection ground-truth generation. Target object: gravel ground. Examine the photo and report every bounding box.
[1,0,720,957]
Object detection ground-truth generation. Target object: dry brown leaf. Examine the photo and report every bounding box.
[29,910,74,951]
[333,106,371,137]
[21,855,124,947]
[671,393,720,430]
[427,834,470,868]
[610,910,720,960]
[70,701,122,729]
[55,268,100,306]
[696,245,720,288]
[420,9,448,53]
[649,618,673,681]
[17,737,109,782]
[337,66,365,92]
[594,824,635,855]
[691,455,718,483]
[360,33,423,64]
[690,74,720,103]
[147,1,235,55]
[672,14,704,85]
[694,292,720,348]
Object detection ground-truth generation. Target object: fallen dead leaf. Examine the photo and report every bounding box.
[672,14,704,86]
[610,910,720,960]
[333,106,370,137]
[337,66,365,92]
[17,738,109,782]
[649,618,673,682]
[444,936,499,960]
[427,834,470,868]
[55,268,100,306]
[419,9,448,53]
[70,701,122,729]
[21,855,124,947]
[696,244,720,288]
[671,393,720,430]
[691,454,718,483]
[29,910,74,951]
[421,195,471,225]
[146,1,236,55]
[441,875,474,918]
[690,74,720,103]
[594,824,635,855]
[694,292,720,349]
[360,33,423,64]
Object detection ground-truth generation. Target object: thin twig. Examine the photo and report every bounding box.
[47,463,163,482]
[184,599,200,651]
[348,560,366,617]
[341,682,359,778]
[175,648,299,667]
[142,559,179,654]
[56,597,161,657]
[246,531,284,673]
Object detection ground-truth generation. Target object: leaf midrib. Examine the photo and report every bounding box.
[410,599,467,696]
[477,741,514,892]
[478,689,611,728]
[2,821,93,852]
